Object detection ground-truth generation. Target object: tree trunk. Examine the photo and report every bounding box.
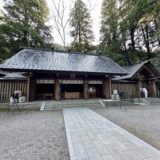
[154,19,160,45]
[130,28,136,50]
[141,24,151,59]
[123,43,132,65]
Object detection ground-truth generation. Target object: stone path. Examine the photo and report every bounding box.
[63,108,160,160]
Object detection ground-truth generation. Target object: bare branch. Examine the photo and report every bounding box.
[86,0,98,12]
[50,0,73,49]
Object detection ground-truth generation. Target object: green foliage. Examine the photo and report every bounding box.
[153,55,160,73]
[0,0,52,61]
[100,0,160,66]
[100,0,125,65]
[100,0,118,45]
[70,0,94,52]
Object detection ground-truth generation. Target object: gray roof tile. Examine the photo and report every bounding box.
[0,48,128,75]
[113,60,158,80]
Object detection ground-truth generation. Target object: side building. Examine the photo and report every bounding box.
[0,70,27,102]
[112,60,160,98]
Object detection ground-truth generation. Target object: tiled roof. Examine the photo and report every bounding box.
[113,60,158,80]
[0,48,128,75]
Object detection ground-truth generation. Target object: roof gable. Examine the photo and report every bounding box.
[0,70,26,80]
[0,48,128,75]
[114,60,159,80]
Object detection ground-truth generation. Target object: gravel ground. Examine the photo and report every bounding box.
[0,110,70,160]
[93,105,160,151]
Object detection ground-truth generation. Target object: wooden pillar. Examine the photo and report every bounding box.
[83,79,88,99]
[103,78,111,99]
[138,78,141,98]
[27,73,30,102]
[27,72,36,102]
[29,77,36,101]
[54,79,60,100]
[149,80,157,97]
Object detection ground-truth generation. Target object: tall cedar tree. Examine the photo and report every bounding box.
[119,0,160,61]
[100,0,126,65]
[70,0,94,52]
[0,0,52,61]
[100,0,160,65]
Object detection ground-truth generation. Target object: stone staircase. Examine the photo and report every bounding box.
[144,98,160,105]
[43,99,103,110]
[127,98,160,105]
[101,98,160,107]
[102,99,138,107]
[41,97,160,110]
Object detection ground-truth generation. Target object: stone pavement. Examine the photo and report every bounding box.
[63,108,160,160]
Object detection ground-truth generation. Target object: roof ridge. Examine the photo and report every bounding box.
[123,60,151,68]
[22,47,107,57]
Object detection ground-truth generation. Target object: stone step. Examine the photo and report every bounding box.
[59,100,101,103]
[45,103,101,108]
[124,98,160,105]
[102,100,139,107]
[43,99,103,110]
[52,102,101,105]
[144,98,160,104]
[45,105,101,110]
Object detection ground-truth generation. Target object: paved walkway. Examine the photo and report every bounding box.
[63,108,160,160]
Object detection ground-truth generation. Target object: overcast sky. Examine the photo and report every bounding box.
[0,0,102,46]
